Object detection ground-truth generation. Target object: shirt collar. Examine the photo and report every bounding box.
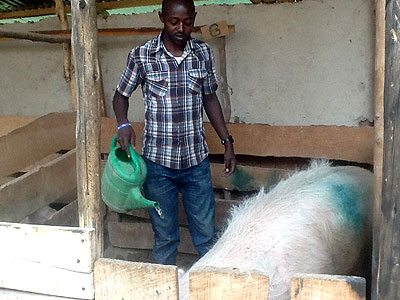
[151,31,195,55]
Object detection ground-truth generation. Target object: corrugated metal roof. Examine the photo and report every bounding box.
[0,0,125,13]
[0,0,59,12]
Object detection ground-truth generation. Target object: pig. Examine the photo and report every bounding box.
[179,160,373,300]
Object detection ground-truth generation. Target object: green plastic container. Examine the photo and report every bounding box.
[101,135,159,213]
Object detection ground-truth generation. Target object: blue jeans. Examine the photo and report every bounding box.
[143,157,216,265]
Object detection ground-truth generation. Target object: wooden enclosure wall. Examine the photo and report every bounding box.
[0,113,373,299]
[0,112,374,179]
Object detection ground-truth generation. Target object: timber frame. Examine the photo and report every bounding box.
[0,0,398,299]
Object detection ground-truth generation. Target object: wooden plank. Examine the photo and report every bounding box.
[189,266,270,300]
[291,274,366,300]
[0,116,36,137]
[125,198,239,228]
[108,221,197,255]
[0,222,95,273]
[211,163,290,191]
[377,0,400,298]
[201,21,231,40]
[71,0,103,259]
[0,112,75,178]
[20,153,62,173]
[0,0,207,21]
[0,176,16,186]
[0,28,71,43]
[0,115,373,179]
[0,7,63,20]
[217,36,231,121]
[0,26,235,42]
[372,0,385,299]
[0,289,78,300]
[94,258,178,300]
[55,0,78,111]
[0,149,76,223]
[0,257,94,299]
[206,124,374,164]
[44,200,79,227]
[101,122,374,164]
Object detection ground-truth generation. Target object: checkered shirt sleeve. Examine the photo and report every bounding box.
[116,50,143,97]
[202,47,218,95]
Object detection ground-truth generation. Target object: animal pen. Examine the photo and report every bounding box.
[0,0,397,299]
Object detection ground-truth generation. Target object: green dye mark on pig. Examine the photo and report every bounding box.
[318,172,367,232]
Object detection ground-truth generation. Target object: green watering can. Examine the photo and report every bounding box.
[101,135,160,213]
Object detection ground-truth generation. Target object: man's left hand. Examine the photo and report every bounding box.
[224,144,236,176]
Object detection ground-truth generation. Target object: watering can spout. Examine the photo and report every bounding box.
[101,135,159,213]
[127,188,159,210]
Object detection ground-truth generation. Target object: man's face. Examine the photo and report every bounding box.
[159,2,197,48]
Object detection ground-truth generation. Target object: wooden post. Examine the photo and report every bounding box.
[71,0,103,259]
[218,36,232,122]
[291,274,366,300]
[372,0,385,299]
[376,0,400,298]
[189,266,270,300]
[55,0,78,111]
[94,259,178,300]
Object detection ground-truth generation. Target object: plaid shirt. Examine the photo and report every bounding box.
[117,33,218,169]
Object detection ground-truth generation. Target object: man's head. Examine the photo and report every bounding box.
[159,0,197,50]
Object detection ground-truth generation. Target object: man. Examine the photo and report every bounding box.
[113,0,236,265]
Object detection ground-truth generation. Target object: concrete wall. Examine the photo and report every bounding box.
[0,0,374,126]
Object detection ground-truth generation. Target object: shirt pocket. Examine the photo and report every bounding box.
[188,68,208,94]
[146,72,169,100]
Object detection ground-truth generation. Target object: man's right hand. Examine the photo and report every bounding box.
[117,126,136,158]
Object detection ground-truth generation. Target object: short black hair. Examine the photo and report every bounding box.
[161,0,195,15]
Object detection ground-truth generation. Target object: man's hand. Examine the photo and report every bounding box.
[224,144,236,176]
[117,126,136,158]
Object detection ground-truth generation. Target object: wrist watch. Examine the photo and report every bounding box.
[221,135,234,145]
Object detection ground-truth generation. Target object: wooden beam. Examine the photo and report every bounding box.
[0,289,78,300]
[0,223,95,299]
[55,0,72,81]
[0,257,94,299]
[218,36,231,121]
[0,26,235,42]
[0,114,374,180]
[291,274,366,300]
[71,0,104,259]
[0,113,75,179]
[55,0,78,111]
[108,221,197,254]
[0,0,212,20]
[372,0,385,299]
[376,0,400,298]
[189,266,270,300]
[0,115,36,137]
[0,150,76,223]
[45,200,79,227]
[100,121,374,163]
[0,222,95,273]
[0,28,70,43]
[0,7,64,20]
[94,258,178,300]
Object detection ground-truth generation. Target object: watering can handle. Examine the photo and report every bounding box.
[111,135,141,178]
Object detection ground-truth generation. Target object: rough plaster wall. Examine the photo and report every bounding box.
[0,21,73,115]
[0,0,374,126]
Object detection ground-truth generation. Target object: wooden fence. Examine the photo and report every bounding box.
[0,113,372,299]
